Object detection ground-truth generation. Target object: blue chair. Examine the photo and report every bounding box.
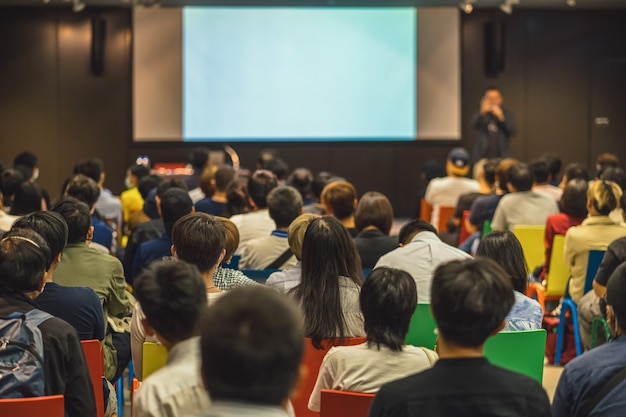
[224,254,241,270]
[116,359,135,417]
[240,269,280,284]
[362,269,372,280]
[555,249,605,365]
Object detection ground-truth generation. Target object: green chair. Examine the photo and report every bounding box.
[484,329,547,383]
[591,317,611,349]
[482,220,492,236]
[405,303,437,349]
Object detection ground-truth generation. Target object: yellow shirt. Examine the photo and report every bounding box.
[120,187,144,223]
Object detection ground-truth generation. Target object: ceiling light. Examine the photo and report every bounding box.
[459,1,474,14]
[566,0,576,6]
[72,0,85,12]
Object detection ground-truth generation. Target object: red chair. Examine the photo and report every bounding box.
[0,395,64,417]
[292,337,367,417]
[81,339,105,417]
[437,206,456,233]
[320,389,375,417]
[419,199,432,223]
[458,210,471,244]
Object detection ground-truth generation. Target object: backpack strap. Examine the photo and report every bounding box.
[579,365,626,417]
[25,309,54,327]
[265,248,293,270]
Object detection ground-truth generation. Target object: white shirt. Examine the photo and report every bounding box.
[491,191,559,231]
[0,211,19,232]
[308,342,437,412]
[230,210,276,254]
[374,232,471,303]
[532,184,563,201]
[202,401,291,417]
[239,233,297,270]
[266,263,302,293]
[188,187,206,204]
[95,188,122,228]
[425,177,479,230]
[133,337,209,417]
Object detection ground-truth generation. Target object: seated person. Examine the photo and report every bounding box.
[132,261,211,417]
[0,228,96,417]
[303,171,338,215]
[199,286,304,416]
[530,158,563,201]
[0,191,19,232]
[287,168,315,206]
[196,165,235,216]
[353,192,398,269]
[321,180,359,237]
[559,162,591,188]
[240,186,301,270]
[476,231,543,331]
[368,258,551,417]
[212,217,259,289]
[601,167,626,224]
[553,262,626,417]
[308,267,437,412]
[10,181,44,215]
[266,213,316,293]
[120,163,150,226]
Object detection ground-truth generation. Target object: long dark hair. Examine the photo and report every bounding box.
[476,230,528,293]
[290,216,362,349]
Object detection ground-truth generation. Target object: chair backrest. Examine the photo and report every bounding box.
[585,250,606,294]
[142,342,168,380]
[80,339,105,417]
[484,329,547,383]
[482,220,492,236]
[546,234,570,297]
[512,225,546,270]
[459,210,471,244]
[0,395,64,417]
[320,389,375,417]
[420,198,432,223]
[438,206,456,233]
[405,303,437,350]
[293,337,367,417]
[240,269,280,284]
[224,254,241,270]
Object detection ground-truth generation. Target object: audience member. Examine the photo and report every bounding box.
[595,152,620,179]
[0,191,19,232]
[240,186,301,270]
[139,174,166,221]
[13,151,50,208]
[0,168,25,211]
[287,168,315,206]
[491,162,559,231]
[230,170,278,252]
[543,153,562,186]
[321,180,359,237]
[190,165,212,203]
[266,213,316,293]
[353,192,398,269]
[288,216,365,349]
[553,262,626,417]
[559,162,591,188]
[375,220,470,303]
[196,165,236,216]
[530,158,563,201]
[368,258,551,417]
[212,217,259,289]
[601,167,626,224]
[414,159,446,219]
[223,175,252,217]
[476,231,543,331]
[308,267,437,412]
[263,157,290,185]
[185,147,210,190]
[120,163,150,224]
[10,181,44,215]
[199,286,304,417]
[450,158,498,232]
[304,171,339,215]
[74,158,122,232]
[425,148,479,231]
[132,261,210,417]
[0,228,96,417]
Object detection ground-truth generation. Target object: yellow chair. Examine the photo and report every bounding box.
[142,342,168,380]
[526,234,569,311]
[512,225,546,270]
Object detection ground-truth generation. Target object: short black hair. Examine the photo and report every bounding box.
[267,186,303,229]
[507,163,533,192]
[311,172,337,200]
[355,192,394,235]
[482,158,500,186]
[10,182,42,216]
[160,188,194,237]
[51,197,92,244]
[12,211,68,268]
[138,175,164,200]
[543,153,562,180]
[129,164,151,182]
[601,167,626,192]
[214,166,236,192]
[189,147,210,171]
[172,213,226,273]
[398,220,437,245]
[564,163,590,183]
[201,286,304,405]
[73,158,104,184]
[0,228,50,292]
[476,231,528,293]
[248,170,278,209]
[13,151,38,170]
[484,86,501,95]
[0,168,25,198]
[361,267,416,352]
[561,179,588,218]
[135,261,207,343]
[431,258,514,348]
[606,262,626,327]
[155,177,188,199]
[262,157,289,181]
[64,174,101,209]
[287,168,314,202]
[528,159,550,184]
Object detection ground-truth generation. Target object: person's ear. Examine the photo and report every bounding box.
[141,318,156,337]
[156,196,162,217]
[506,183,515,193]
[191,206,196,214]
[489,320,507,336]
[353,198,358,209]
[99,172,106,185]
[87,226,94,241]
[171,245,178,259]
[248,197,258,210]
[216,249,226,267]
[607,305,616,334]
[37,272,47,292]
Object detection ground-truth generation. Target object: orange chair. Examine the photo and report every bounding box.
[81,339,105,417]
[0,395,64,417]
[320,389,375,417]
[458,210,471,244]
[437,206,456,233]
[419,199,432,223]
[292,337,367,417]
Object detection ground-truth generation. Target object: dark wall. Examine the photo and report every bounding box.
[1,7,625,217]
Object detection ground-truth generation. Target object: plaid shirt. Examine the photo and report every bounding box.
[213,266,259,290]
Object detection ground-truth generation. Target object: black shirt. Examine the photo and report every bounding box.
[0,292,97,417]
[369,357,551,417]
[354,229,399,269]
[594,236,626,286]
[123,218,165,284]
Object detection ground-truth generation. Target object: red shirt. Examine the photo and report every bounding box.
[542,213,585,278]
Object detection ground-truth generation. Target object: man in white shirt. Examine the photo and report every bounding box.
[132,261,210,417]
[231,170,278,254]
[375,220,471,303]
[530,159,563,201]
[425,148,479,231]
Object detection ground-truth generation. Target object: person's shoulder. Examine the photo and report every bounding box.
[39,313,80,340]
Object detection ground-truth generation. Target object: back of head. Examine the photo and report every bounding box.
[528,159,550,185]
[287,214,316,261]
[596,153,620,178]
[225,177,251,217]
[560,179,588,218]
[507,162,533,192]
[476,231,528,293]
[172,213,226,273]
[588,180,622,215]
[267,186,303,229]
[0,228,51,293]
[51,197,92,244]
[601,167,626,192]
[12,211,68,264]
[446,147,471,177]
[138,175,164,200]
[73,158,104,184]
[354,192,394,235]
[189,147,210,171]
[248,170,278,209]
[564,163,590,183]
[398,220,437,246]
[0,168,25,199]
[201,286,304,405]
[262,158,289,182]
[155,177,188,199]
[218,217,239,264]
[495,158,518,192]
[160,188,194,237]
[130,163,151,183]
[13,151,38,171]
[543,153,562,180]
[214,166,236,192]
[64,174,101,209]
[606,262,626,327]
[135,261,207,343]
[482,158,500,186]
[311,172,337,201]
[10,182,43,216]
[321,181,357,220]
[360,267,416,352]
[287,168,314,201]
[431,258,514,348]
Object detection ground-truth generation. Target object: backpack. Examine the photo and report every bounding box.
[0,309,52,398]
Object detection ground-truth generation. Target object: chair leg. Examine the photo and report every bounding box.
[116,376,124,417]
[555,302,568,365]
[567,301,583,356]
[127,360,134,389]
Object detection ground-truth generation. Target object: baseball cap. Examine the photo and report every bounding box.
[448,148,470,168]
